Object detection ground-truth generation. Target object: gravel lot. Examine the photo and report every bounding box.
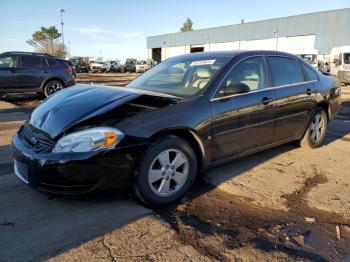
[1,73,350,261]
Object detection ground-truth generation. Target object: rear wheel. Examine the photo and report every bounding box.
[299,108,327,148]
[134,136,197,206]
[43,80,64,97]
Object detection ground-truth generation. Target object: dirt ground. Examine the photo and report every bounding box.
[1,73,350,262]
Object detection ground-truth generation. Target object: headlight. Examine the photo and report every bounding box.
[52,127,124,153]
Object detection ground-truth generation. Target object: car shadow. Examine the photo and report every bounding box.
[0,167,151,262]
[324,100,350,144]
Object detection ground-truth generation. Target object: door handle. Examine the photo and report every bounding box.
[43,70,49,73]
[306,88,312,95]
[261,97,273,105]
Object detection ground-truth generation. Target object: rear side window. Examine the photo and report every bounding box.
[267,57,303,86]
[46,58,58,66]
[302,63,318,81]
[21,56,42,68]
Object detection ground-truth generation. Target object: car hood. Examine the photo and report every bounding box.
[30,85,143,138]
[30,84,181,138]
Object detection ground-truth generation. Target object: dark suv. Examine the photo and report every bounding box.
[0,52,75,97]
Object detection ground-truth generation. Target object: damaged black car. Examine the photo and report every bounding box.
[12,51,341,206]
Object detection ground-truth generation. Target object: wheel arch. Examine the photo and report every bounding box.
[149,128,207,172]
[316,101,330,121]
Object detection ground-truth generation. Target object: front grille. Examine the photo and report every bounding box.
[18,124,56,153]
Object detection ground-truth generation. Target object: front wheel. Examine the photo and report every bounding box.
[299,108,328,148]
[134,136,197,207]
[43,80,64,97]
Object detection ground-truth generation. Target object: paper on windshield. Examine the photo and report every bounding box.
[190,60,216,66]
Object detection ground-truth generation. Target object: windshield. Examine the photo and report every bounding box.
[127,56,231,97]
[300,54,317,64]
[344,53,350,65]
[137,60,147,65]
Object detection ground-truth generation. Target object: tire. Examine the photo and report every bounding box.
[43,80,64,97]
[134,136,197,207]
[299,108,328,149]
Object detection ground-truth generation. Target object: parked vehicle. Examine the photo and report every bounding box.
[90,61,112,73]
[75,63,89,73]
[293,49,319,70]
[70,57,89,73]
[136,59,154,73]
[12,51,341,206]
[0,52,75,97]
[317,55,330,74]
[110,61,120,72]
[125,58,137,72]
[62,60,76,77]
[330,46,350,85]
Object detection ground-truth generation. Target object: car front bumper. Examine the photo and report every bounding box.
[12,134,147,194]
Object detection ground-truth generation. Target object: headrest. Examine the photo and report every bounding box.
[197,67,211,78]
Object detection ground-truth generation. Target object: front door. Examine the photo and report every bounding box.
[0,55,20,92]
[210,56,276,161]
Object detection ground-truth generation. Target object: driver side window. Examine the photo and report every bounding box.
[0,56,18,68]
[222,56,268,93]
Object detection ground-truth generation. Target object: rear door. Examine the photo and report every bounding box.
[18,55,48,90]
[267,56,317,142]
[0,55,20,92]
[210,56,277,160]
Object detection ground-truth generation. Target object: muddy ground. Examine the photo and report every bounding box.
[1,73,350,262]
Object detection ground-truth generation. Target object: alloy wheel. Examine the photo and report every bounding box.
[148,149,189,197]
[47,82,63,96]
[309,113,325,144]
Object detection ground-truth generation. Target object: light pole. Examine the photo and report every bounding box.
[68,41,71,58]
[273,28,278,51]
[58,8,65,57]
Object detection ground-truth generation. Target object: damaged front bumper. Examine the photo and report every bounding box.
[12,133,148,194]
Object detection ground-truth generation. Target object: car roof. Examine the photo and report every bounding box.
[0,51,56,57]
[168,50,298,60]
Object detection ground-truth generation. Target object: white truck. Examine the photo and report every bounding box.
[89,61,112,73]
[136,59,156,73]
[330,46,350,85]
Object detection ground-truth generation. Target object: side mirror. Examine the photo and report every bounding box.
[219,82,250,97]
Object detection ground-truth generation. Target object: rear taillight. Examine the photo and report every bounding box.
[64,67,72,75]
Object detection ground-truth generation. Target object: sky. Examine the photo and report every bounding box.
[0,0,349,61]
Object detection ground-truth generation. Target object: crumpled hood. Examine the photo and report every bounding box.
[30,85,141,138]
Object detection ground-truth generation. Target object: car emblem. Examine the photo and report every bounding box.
[30,137,38,145]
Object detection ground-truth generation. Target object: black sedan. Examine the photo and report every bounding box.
[12,51,341,206]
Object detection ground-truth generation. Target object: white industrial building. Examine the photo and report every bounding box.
[147,8,350,63]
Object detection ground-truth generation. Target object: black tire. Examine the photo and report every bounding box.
[299,107,328,149]
[134,136,197,207]
[43,80,64,97]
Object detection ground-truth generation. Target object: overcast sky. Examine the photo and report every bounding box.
[0,0,349,61]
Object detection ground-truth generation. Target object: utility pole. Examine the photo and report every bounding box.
[58,8,65,57]
[68,41,71,58]
[273,28,278,51]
